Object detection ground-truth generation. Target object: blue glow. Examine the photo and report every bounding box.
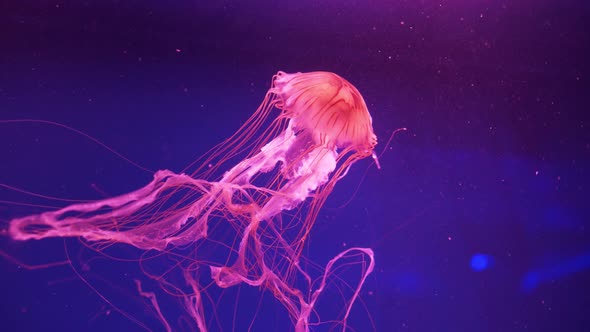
[522,272,540,292]
[521,251,590,292]
[389,271,424,295]
[471,253,491,271]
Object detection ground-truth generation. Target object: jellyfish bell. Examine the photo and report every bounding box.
[5,71,379,332]
[273,71,377,154]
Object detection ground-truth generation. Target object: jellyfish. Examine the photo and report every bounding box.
[6,71,379,332]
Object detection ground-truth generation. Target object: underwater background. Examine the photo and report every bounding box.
[1,1,588,331]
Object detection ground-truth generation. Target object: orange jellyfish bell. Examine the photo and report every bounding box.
[272,71,378,156]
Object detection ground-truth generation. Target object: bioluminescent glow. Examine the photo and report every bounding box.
[522,251,590,292]
[470,253,492,272]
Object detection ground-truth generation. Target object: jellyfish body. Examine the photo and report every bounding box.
[8,71,377,332]
[274,71,377,152]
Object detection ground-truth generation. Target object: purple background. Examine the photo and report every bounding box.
[1,1,589,331]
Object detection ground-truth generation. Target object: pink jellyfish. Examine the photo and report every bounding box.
[7,71,379,332]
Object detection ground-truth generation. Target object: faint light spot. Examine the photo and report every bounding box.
[522,271,540,292]
[470,253,492,271]
[175,48,182,53]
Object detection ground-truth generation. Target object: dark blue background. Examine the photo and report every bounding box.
[1,1,588,331]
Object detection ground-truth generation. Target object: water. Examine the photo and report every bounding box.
[1,1,588,331]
